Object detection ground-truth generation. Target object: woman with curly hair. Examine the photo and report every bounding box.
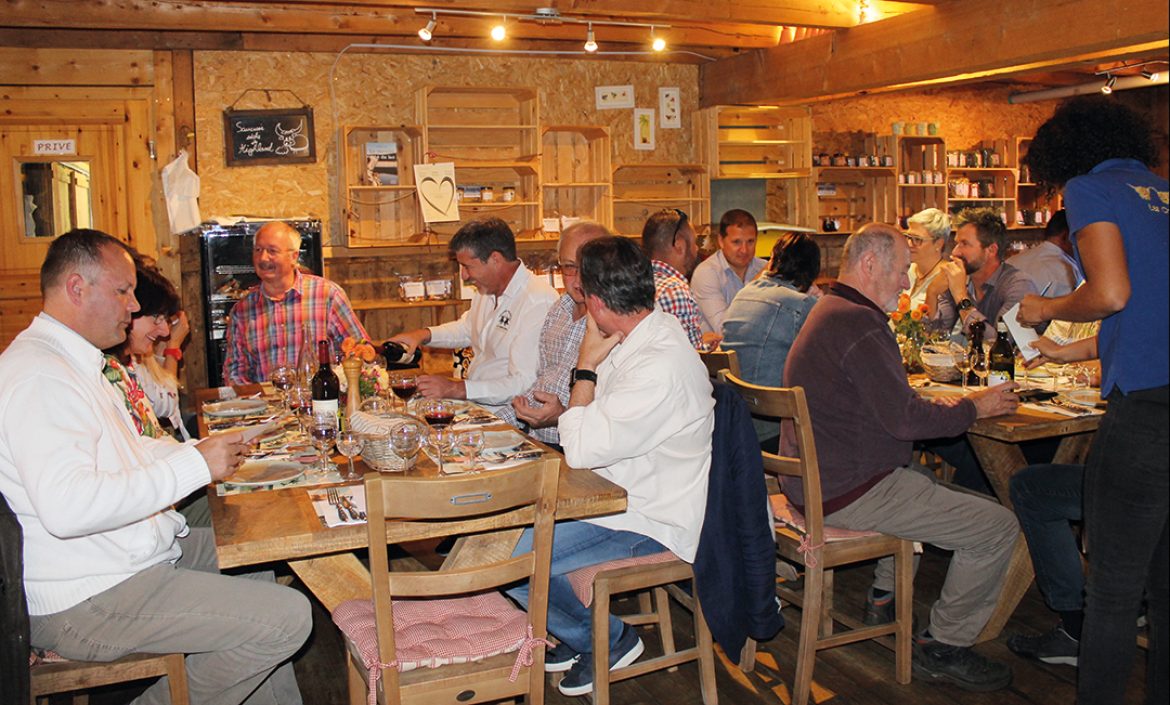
[1017,95,1167,705]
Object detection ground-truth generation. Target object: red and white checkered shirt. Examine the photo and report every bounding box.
[222,271,368,384]
[651,260,704,349]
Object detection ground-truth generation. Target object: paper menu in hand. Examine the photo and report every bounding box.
[1003,302,1043,361]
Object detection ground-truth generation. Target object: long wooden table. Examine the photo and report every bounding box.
[966,404,1100,642]
[198,387,627,611]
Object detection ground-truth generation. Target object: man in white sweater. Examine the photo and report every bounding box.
[508,236,714,697]
[0,229,311,705]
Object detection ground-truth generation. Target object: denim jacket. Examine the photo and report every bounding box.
[721,276,816,388]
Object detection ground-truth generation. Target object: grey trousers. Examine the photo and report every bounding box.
[825,468,1019,646]
[29,528,311,705]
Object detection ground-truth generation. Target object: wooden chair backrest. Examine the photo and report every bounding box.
[363,457,560,695]
[720,372,826,544]
[700,348,741,379]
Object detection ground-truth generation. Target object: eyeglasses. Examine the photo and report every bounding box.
[556,262,580,276]
[252,246,293,257]
[148,314,180,326]
[904,233,931,246]
[669,208,689,246]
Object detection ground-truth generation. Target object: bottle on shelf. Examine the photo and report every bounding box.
[311,339,340,415]
[380,340,423,370]
[988,319,1015,385]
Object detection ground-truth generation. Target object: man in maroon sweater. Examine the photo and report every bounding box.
[783,223,1021,692]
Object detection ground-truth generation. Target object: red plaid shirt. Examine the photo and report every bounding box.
[651,260,704,349]
[222,271,368,384]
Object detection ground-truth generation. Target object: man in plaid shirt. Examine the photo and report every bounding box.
[510,221,611,449]
[222,221,367,384]
[640,209,710,350]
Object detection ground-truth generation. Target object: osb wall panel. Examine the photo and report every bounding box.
[194,51,699,243]
[811,84,1058,151]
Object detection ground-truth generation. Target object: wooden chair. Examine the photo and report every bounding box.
[699,347,741,380]
[30,651,189,705]
[568,554,717,705]
[722,373,914,705]
[332,458,560,705]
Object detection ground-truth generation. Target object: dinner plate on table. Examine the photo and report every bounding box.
[203,399,269,418]
[1059,389,1104,408]
[224,459,305,486]
[483,431,525,454]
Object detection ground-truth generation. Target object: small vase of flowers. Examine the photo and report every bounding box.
[890,293,930,374]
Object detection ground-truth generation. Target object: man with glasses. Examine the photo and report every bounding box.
[223,220,367,384]
[511,221,611,450]
[641,208,709,350]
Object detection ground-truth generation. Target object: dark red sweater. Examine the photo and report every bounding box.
[781,283,976,514]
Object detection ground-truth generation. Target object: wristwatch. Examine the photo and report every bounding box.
[957,298,975,312]
[569,367,598,389]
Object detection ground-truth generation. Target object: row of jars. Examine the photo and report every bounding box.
[946,149,1003,168]
[813,153,896,168]
[899,170,946,185]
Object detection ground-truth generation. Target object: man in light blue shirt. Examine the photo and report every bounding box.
[690,209,767,335]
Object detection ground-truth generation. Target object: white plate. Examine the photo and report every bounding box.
[203,399,269,418]
[224,459,306,486]
[1059,389,1103,408]
[483,431,525,453]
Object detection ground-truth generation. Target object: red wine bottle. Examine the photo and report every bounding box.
[380,340,422,370]
[311,340,339,415]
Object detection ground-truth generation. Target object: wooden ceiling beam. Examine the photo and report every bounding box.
[700,0,1169,105]
[250,0,930,30]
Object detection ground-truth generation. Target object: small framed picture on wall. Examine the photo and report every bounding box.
[633,109,656,151]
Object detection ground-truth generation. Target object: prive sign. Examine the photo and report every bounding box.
[33,139,77,155]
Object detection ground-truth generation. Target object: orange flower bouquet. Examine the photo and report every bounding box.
[890,293,930,372]
[337,337,388,398]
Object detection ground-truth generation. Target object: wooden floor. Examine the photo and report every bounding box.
[84,547,1148,705]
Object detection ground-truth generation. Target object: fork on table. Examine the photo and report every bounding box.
[326,488,351,522]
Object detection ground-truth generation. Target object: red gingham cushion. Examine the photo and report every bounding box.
[566,551,678,608]
[332,592,538,705]
[29,648,68,666]
[770,493,881,541]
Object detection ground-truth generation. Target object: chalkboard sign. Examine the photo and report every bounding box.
[223,108,316,166]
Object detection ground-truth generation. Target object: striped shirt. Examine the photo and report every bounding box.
[502,293,586,444]
[222,271,368,384]
[651,260,704,349]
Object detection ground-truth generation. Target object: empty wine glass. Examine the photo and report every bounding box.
[269,366,296,407]
[428,426,456,474]
[954,350,973,392]
[457,429,485,472]
[335,429,363,480]
[308,412,338,475]
[970,347,991,389]
[390,423,422,467]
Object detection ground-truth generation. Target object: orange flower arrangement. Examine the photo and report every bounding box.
[890,294,931,371]
[340,336,378,363]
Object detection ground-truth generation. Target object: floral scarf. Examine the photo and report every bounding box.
[102,354,165,439]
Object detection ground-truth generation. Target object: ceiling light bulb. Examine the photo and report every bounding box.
[418,16,436,42]
[651,27,666,52]
[1101,74,1116,94]
[584,24,598,52]
[491,19,506,41]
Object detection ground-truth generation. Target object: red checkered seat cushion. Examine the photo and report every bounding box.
[566,551,678,608]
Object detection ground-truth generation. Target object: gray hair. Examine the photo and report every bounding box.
[840,223,901,276]
[560,220,612,243]
[907,208,951,242]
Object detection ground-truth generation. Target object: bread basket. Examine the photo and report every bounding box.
[920,342,963,383]
[349,410,421,472]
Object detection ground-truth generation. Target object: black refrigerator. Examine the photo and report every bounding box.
[182,219,323,388]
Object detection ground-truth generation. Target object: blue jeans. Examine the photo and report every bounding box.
[507,520,666,655]
[1009,463,1084,614]
[1078,386,1168,705]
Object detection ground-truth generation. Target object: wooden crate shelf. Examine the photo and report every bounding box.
[696,105,812,180]
[612,163,709,237]
[541,125,612,229]
[342,125,425,248]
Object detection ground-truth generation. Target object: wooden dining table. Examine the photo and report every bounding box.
[198,386,628,611]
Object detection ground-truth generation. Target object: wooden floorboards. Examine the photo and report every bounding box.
[83,547,1148,705]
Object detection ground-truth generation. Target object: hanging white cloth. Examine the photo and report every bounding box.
[161,149,201,233]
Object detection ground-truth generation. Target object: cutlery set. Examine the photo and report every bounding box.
[326,487,365,522]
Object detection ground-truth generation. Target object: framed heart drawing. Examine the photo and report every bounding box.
[414,162,460,223]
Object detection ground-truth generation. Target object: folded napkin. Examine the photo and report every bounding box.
[308,487,368,528]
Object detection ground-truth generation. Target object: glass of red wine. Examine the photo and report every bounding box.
[420,399,455,429]
[390,373,418,412]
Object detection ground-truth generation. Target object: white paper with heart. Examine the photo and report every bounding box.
[415,162,460,223]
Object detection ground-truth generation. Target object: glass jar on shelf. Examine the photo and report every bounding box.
[424,275,452,301]
[398,274,425,303]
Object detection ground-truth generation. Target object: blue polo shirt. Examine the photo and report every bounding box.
[1065,158,1169,395]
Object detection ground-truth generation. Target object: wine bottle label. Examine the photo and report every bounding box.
[312,399,338,415]
[987,371,1012,386]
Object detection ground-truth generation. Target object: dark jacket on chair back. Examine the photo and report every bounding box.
[1,491,31,704]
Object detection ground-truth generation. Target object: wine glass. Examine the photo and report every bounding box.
[970,347,991,389]
[390,373,418,412]
[390,423,422,467]
[335,429,363,480]
[308,412,338,475]
[420,399,455,429]
[269,366,296,407]
[457,430,485,472]
[953,350,972,392]
[287,384,312,417]
[428,427,456,474]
